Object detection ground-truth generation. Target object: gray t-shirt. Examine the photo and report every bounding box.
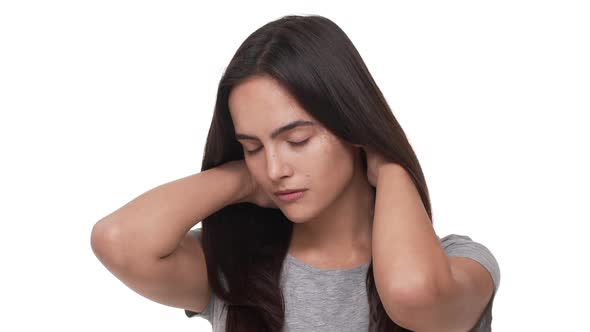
[184,228,500,331]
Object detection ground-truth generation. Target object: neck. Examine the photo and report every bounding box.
[288,163,375,266]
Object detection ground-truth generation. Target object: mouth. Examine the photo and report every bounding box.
[274,189,307,202]
[274,188,306,195]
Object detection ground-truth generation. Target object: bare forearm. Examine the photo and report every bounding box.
[93,161,247,262]
[371,164,453,307]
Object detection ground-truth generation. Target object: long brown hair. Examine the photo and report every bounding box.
[199,14,432,331]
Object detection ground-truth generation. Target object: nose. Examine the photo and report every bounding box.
[266,148,293,181]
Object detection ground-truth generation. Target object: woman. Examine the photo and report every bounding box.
[91,14,500,331]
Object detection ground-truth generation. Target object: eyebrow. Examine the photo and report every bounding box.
[235,120,315,141]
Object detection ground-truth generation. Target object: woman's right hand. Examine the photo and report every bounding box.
[225,160,279,209]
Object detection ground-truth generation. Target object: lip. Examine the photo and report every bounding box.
[274,189,307,202]
[274,188,307,195]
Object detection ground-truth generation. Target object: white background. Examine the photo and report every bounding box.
[1,1,588,331]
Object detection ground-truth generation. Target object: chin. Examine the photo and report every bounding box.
[280,206,317,224]
[286,216,308,223]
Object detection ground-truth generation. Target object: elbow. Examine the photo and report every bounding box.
[382,278,442,328]
[91,221,127,268]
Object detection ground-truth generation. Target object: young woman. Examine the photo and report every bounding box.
[91,14,500,332]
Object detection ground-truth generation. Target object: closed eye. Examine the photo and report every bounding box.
[245,138,310,155]
[289,139,310,146]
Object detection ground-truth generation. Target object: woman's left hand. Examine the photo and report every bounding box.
[358,145,389,187]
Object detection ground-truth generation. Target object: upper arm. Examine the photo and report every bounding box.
[95,227,211,314]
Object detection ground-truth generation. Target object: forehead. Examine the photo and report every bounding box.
[228,75,310,128]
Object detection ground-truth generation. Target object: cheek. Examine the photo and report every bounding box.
[315,135,355,170]
[245,162,265,185]
[310,139,355,191]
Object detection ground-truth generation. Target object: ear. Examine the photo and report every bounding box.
[350,143,364,154]
[352,143,364,151]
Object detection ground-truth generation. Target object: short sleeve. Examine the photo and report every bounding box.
[183,228,215,322]
[439,234,501,294]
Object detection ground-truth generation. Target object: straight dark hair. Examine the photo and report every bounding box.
[199,14,432,331]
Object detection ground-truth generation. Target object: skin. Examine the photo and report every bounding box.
[228,74,376,269]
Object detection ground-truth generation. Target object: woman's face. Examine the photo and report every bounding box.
[228,74,359,222]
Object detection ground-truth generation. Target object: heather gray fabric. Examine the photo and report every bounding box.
[184,228,500,331]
